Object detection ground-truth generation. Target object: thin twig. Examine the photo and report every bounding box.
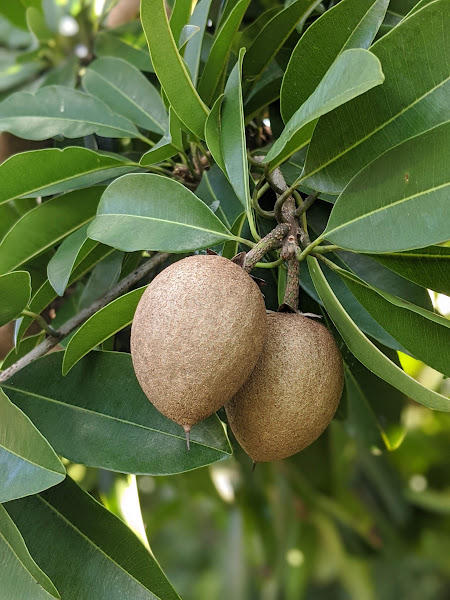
[295,190,320,218]
[0,253,169,383]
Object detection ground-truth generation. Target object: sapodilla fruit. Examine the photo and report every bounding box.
[130,255,267,447]
[225,312,343,462]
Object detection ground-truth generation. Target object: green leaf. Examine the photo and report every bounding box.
[141,0,209,138]
[0,86,143,141]
[367,246,450,296]
[265,49,385,164]
[343,358,406,452]
[47,224,97,296]
[221,49,251,220]
[1,332,45,370]
[3,352,233,474]
[222,212,247,259]
[5,477,181,600]
[140,107,183,166]
[88,173,238,252]
[321,123,450,252]
[242,0,321,87]
[183,0,213,85]
[0,504,60,600]
[17,244,114,343]
[0,271,31,327]
[26,6,52,42]
[77,251,123,310]
[63,287,146,374]
[0,147,134,206]
[335,266,450,377]
[302,0,450,193]
[94,31,154,72]
[195,164,243,228]
[205,94,226,173]
[83,57,168,135]
[169,0,192,43]
[281,0,389,121]
[198,0,250,104]
[0,187,104,276]
[299,260,407,352]
[0,388,65,503]
[307,257,450,412]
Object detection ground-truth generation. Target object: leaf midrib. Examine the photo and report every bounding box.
[94,213,234,240]
[2,156,135,204]
[86,69,164,133]
[324,180,450,238]
[0,385,231,455]
[303,74,450,181]
[34,495,164,600]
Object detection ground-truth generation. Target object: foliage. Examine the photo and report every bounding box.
[0,0,449,598]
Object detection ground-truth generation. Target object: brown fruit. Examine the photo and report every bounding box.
[226,312,344,462]
[130,255,267,440]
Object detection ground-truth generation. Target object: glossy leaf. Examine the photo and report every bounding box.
[5,477,181,600]
[0,388,65,503]
[17,244,113,343]
[321,124,450,252]
[221,50,250,218]
[281,0,389,121]
[299,260,407,353]
[0,504,60,600]
[1,332,45,370]
[195,164,243,228]
[83,57,168,135]
[184,0,213,85]
[367,247,450,296]
[205,94,226,173]
[3,352,233,474]
[140,108,183,166]
[335,267,450,376]
[308,257,450,412]
[63,287,146,374]
[88,174,238,252]
[198,0,250,104]
[302,0,450,193]
[242,0,321,86]
[47,224,97,296]
[222,212,247,259]
[0,271,31,327]
[94,32,154,72]
[77,251,123,310]
[0,187,103,275]
[0,86,143,141]
[265,49,384,164]
[343,357,405,452]
[141,0,209,138]
[0,147,134,206]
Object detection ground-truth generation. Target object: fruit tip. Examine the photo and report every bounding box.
[183,425,191,451]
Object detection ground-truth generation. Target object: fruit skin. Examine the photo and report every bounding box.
[131,254,267,431]
[225,312,344,462]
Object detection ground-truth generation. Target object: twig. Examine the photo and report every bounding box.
[244,223,289,272]
[0,253,169,383]
[294,191,320,218]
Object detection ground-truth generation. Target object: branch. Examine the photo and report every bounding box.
[244,223,289,272]
[0,252,169,383]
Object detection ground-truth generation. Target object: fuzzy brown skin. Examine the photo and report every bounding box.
[131,255,267,429]
[226,313,344,462]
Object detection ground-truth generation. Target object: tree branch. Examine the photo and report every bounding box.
[0,252,169,383]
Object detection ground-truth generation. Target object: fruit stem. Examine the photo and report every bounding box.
[183,425,191,451]
[282,258,300,311]
[244,223,289,272]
